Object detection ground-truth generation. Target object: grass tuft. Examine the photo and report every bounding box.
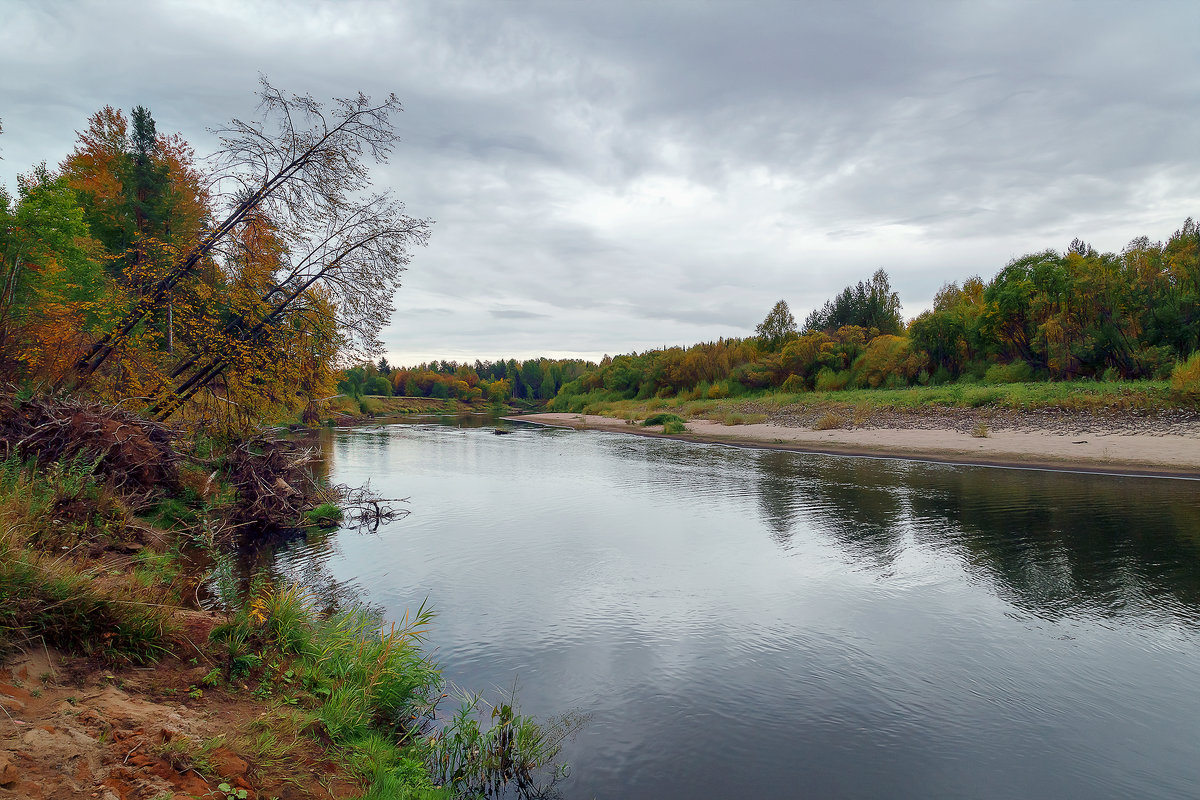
[813,412,844,431]
[1170,352,1200,406]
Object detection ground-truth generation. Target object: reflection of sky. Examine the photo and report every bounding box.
[274,423,1200,799]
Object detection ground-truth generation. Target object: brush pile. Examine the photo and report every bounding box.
[223,436,324,531]
[0,392,179,497]
[222,435,406,535]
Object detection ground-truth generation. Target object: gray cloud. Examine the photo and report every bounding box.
[3,0,1199,364]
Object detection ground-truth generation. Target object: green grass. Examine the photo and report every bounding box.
[642,412,686,427]
[0,455,177,661]
[573,379,1175,425]
[210,583,580,798]
[302,502,344,528]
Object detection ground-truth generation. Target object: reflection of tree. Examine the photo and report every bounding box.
[249,526,378,614]
[747,444,1200,620]
[909,468,1200,617]
[783,456,909,568]
[754,451,804,543]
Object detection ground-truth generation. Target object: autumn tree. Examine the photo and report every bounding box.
[755,299,797,351]
[76,79,432,423]
[0,165,108,382]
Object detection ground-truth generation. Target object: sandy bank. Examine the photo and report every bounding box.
[507,412,1200,479]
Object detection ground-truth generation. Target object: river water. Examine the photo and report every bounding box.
[271,417,1200,799]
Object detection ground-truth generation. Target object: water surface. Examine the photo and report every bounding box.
[272,419,1200,799]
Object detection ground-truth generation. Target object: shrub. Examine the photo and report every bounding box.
[930,366,953,385]
[813,412,844,430]
[780,374,805,393]
[848,334,924,388]
[643,413,685,428]
[971,421,990,438]
[984,361,1033,384]
[364,376,393,396]
[662,420,686,434]
[706,382,730,399]
[1170,352,1200,405]
[814,368,850,392]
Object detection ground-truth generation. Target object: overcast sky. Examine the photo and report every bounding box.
[3,0,1199,366]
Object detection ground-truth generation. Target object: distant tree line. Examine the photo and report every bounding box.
[337,357,596,404]
[550,222,1200,411]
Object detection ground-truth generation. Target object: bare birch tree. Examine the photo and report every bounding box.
[76,78,432,400]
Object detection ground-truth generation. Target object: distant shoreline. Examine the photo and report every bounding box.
[507,412,1200,480]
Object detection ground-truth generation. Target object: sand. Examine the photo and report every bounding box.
[507,412,1200,479]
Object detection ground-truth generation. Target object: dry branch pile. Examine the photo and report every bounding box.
[0,392,179,497]
[222,435,406,536]
[223,436,324,530]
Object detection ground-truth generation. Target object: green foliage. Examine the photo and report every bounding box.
[547,219,1200,405]
[983,361,1034,384]
[804,268,903,335]
[755,299,797,351]
[364,375,393,396]
[303,502,344,528]
[0,456,176,660]
[814,368,850,392]
[662,419,686,434]
[780,374,806,393]
[428,691,587,798]
[1170,351,1200,405]
[642,412,685,427]
[210,583,579,798]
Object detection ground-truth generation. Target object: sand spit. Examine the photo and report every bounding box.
[507,412,1200,479]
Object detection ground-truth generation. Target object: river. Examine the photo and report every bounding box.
[269,417,1200,799]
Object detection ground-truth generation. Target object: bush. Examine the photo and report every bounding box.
[643,413,685,428]
[814,368,850,392]
[780,374,805,393]
[813,412,844,430]
[848,334,923,388]
[364,376,393,396]
[662,420,686,434]
[1170,352,1200,405]
[984,361,1033,384]
[707,382,731,399]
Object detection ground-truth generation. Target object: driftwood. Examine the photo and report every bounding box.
[223,435,406,536]
[0,392,179,497]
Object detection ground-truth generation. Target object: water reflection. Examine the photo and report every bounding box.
[263,420,1200,800]
[687,440,1200,620]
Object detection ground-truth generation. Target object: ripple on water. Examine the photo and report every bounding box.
[267,422,1200,800]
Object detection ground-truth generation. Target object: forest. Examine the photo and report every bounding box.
[337,356,596,405]
[550,231,1200,412]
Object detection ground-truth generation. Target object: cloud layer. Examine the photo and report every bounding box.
[3,0,1199,364]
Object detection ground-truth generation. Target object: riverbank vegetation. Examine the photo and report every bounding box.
[549,225,1200,420]
[0,392,581,798]
[338,356,598,407]
[0,86,579,798]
